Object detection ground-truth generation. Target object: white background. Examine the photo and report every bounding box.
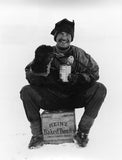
[0,0,122,160]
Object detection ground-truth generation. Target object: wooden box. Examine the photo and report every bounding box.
[41,110,76,144]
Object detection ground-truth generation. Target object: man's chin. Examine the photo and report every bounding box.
[57,44,70,50]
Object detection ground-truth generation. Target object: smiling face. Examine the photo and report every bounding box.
[55,32,72,49]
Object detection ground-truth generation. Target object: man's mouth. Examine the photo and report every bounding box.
[59,39,69,44]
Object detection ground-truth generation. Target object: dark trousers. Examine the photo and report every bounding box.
[20,82,107,123]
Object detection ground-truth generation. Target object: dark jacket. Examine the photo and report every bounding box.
[25,45,99,95]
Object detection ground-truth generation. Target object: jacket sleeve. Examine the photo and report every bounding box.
[25,61,47,86]
[24,45,54,86]
[31,45,54,73]
[74,47,99,84]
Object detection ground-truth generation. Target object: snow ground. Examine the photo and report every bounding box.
[0,1,122,160]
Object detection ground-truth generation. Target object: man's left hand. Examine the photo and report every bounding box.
[68,73,90,85]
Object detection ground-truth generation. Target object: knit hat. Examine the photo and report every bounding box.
[51,18,75,42]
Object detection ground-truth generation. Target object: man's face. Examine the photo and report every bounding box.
[56,32,72,49]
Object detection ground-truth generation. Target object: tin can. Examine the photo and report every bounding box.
[59,65,71,82]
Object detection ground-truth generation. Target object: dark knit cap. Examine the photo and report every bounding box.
[51,18,75,42]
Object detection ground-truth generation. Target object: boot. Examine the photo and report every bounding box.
[74,114,94,147]
[74,131,89,147]
[28,120,44,149]
[28,135,43,149]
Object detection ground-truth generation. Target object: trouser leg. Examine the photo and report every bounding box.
[78,82,107,133]
[84,82,107,119]
[78,114,94,134]
[20,85,43,136]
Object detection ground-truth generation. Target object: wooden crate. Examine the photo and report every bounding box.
[41,110,76,144]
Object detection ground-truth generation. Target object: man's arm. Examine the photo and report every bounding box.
[25,61,47,86]
[68,47,99,85]
[31,45,54,74]
[25,45,54,86]
[79,52,99,82]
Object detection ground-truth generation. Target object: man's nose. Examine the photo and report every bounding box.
[61,35,68,41]
[62,32,66,36]
[61,32,68,37]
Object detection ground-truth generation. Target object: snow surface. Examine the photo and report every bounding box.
[0,1,122,160]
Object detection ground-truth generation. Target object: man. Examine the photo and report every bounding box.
[20,18,107,149]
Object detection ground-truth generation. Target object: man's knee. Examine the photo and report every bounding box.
[96,82,107,99]
[20,85,32,100]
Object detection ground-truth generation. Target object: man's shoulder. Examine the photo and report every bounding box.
[71,45,86,54]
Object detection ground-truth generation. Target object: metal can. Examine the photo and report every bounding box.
[59,65,71,82]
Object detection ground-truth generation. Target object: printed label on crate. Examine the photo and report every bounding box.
[43,121,74,136]
[41,111,76,143]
